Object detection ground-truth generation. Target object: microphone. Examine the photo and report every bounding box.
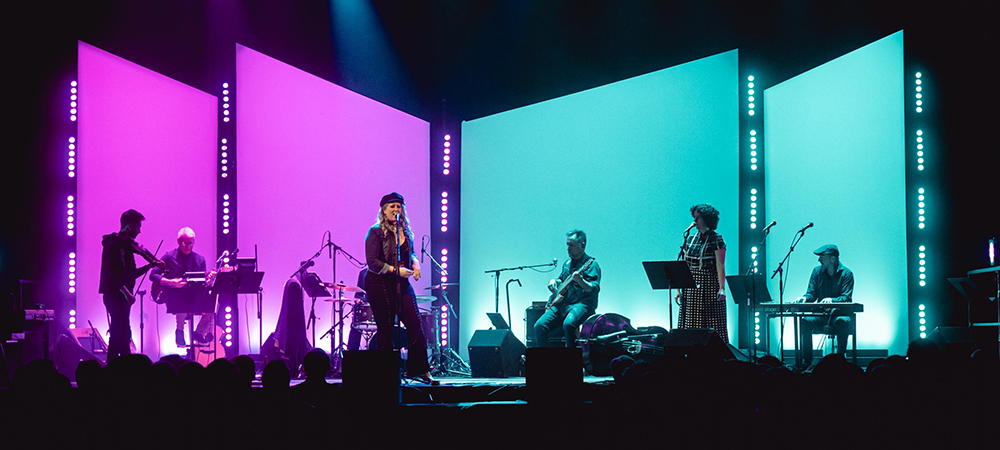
[762,221,777,233]
[301,260,315,269]
[684,222,696,234]
[552,258,559,266]
[216,250,229,264]
[512,279,521,287]
[421,236,427,263]
[798,222,814,233]
[327,233,333,259]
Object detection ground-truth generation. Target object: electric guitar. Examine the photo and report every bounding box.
[546,257,596,310]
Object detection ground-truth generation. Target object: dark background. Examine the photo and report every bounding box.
[5,0,997,327]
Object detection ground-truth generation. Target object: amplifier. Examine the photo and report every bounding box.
[525,303,565,347]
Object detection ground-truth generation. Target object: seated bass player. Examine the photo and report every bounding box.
[533,229,600,348]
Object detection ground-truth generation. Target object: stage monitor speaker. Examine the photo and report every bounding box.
[52,333,100,382]
[468,329,525,378]
[525,347,582,405]
[342,350,400,405]
[662,328,735,361]
[927,326,975,359]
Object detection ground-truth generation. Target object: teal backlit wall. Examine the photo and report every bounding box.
[460,50,740,355]
[764,32,906,355]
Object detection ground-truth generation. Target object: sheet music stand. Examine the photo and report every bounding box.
[642,261,696,329]
[487,312,511,330]
[212,270,265,354]
[948,277,997,329]
[727,274,771,362]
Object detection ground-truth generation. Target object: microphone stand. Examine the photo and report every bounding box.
[771,228,808,364]
[394,217,403,360]
[321,234,366,359]
[673,229,692,330]
[421,246,456,320]
[484,260,558,314]
[292,246,324,347]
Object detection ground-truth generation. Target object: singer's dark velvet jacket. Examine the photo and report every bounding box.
[365,224,417,276]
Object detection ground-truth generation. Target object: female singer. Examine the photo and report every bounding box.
[675,204,728,343]
[364,192,436,384]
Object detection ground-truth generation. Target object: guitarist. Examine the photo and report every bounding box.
[150,227,215,347]
[534,229,601,348]
[99,209,163,362]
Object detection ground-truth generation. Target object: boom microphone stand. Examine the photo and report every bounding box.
[484,259,559,314]
[771,225,809,364]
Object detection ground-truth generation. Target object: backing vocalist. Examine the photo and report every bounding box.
[675,204,729,343]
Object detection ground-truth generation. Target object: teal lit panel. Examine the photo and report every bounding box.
[764,31,906,355]
[460,50,739,355]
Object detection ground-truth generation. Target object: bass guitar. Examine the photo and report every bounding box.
[545,257,596,310]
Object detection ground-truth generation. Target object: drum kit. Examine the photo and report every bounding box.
[319,281,469,376]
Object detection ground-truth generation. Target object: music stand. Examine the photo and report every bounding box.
[642,261,696,329]
[486,312,511,330]
[213,270,265,355]
[948,277,993,328]
[726,274,772,305]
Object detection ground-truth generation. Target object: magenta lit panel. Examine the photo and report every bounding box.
[77,41,217,357]
[236,44,430,354]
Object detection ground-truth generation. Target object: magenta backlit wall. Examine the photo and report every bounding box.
[236,45,430,354]
[76,41,218,357]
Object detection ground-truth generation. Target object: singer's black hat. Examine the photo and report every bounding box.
[380,192,405,207]
[813,244,839,256]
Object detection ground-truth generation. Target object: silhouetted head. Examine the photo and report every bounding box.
[302,348,331,381]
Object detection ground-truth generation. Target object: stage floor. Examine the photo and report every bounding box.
[285,375,617,405]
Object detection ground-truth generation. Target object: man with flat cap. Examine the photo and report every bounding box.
[794,244,854,368]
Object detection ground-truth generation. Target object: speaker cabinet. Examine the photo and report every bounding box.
[524,305,565,347]
[468,329,525,378]
[53,333,100,382]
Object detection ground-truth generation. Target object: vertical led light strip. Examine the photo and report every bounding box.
[914,71,928,338]
[747,74,762,347]
[443,133,451,175]
[438,131,452,347]
[68,79,79,328]
[221,81,233,349]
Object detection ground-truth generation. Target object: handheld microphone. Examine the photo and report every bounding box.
[216,250,229,264]
[327,233,333,258]
[798,222,814,233]
[684,222,696,234]
[301,260,315,269]
[421,236,427,263]
[552,258,559,266]
[762,221,777,233]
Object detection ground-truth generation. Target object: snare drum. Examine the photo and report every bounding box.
[352,301,374,323]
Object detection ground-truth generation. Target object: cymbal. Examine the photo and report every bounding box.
[321,282,366,294]
[425,283,458,290]
[415,295,437,304]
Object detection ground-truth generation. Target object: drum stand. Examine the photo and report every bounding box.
[321,289,352,375]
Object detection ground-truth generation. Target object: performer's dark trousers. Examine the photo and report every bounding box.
[800,315,851,365]
[365,273,429,375]
[103,291,132,362]
[534,303,594,348]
